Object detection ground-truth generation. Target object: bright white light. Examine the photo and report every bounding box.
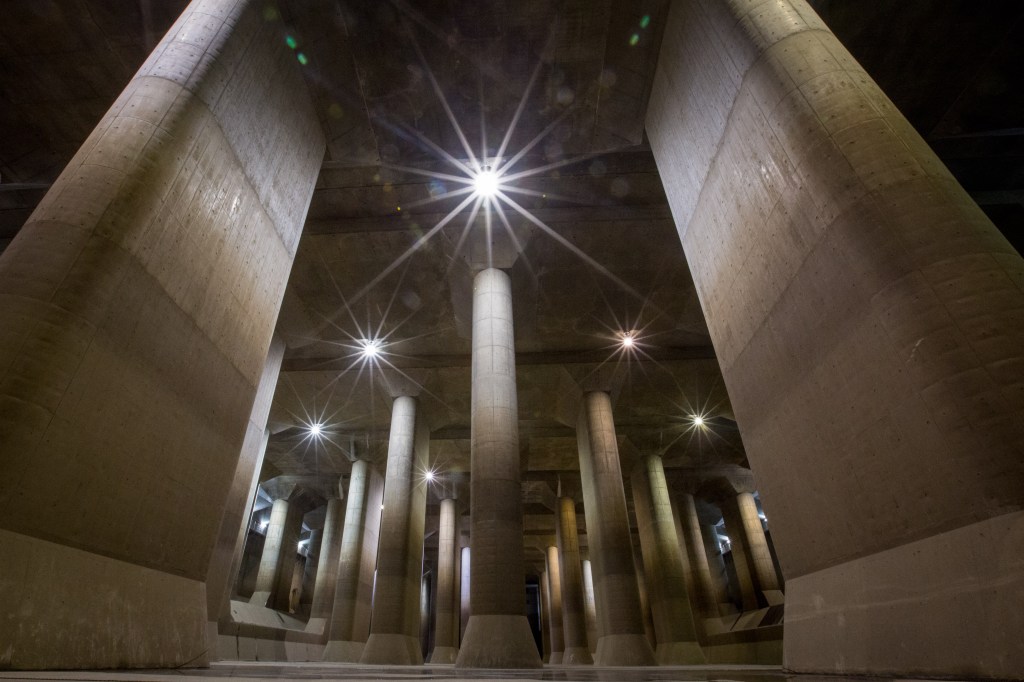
[473,168,500,197]
[259,521,268,532]
[621,333,635,348]
[361,339,381,358]
[691,415,705,427]
[309,422,323,437]
[424,470,435,482]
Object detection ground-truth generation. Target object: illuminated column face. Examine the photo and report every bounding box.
[428,498,459,663]
[630,455,704,664]
[455,268,541,669]
[556,497,593,665]
[360,396,427,665]
[721,492,782,610]
[576,392,655,666]
[545,546,565,664]
[249,497,304,612]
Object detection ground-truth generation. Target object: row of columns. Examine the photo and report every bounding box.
[239,268,782,667]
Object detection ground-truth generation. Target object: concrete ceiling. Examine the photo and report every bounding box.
[1,0,1021,572]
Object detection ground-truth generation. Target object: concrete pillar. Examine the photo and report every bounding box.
[459,546,470,643]
[361,396,428,664]
[539,571,551,663]
[581,559,598,655]
[299,528,323,612]
[249,497,303,611]
[721,492,782,608]
[556,497,593,664]
[306,495,346,633]
[206,337,284,651]
[677,494,720,620]
[634,553,657,650]
[544,546,565,664]
[576,392,656,665]
[701,522,732,610]
[631,456,703,663]
[646,0,1024,677]
[451,522,462,646]
[0,0,323,667]
[456,268,541,668]
[428,498,459,662]
[324,460,384,661]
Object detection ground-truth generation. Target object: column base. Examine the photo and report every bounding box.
[656,641,706,664]
[561,646,593,665]
[549,651,563,664]
[322,640,364,662]
[455,615,542,668]
[428,645,459,663]
[359,633,423,665]
[595,634,656,666]
[247,590,271,607]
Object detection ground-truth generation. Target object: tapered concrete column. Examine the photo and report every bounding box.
[631,456,703,663]
[428,498,459,663]
[459,546,470,642]
[324,460,385,662]
[701,523,732,609]
[0,0,323,668]
[456,268,541,668]
[361,396,428,664]
[556,498,593,664]
[677,494,719,620]
[634,555,657,650]
[539,571,551,662]
[721,493,782,608]
[306,496,345,633]
[545,545,565,664]
[451,524,462,646]
[581,559,598,655]
[577,392,655,666]
[647,0,1024,677]
[300,529,323,611]
[250,497,303,611]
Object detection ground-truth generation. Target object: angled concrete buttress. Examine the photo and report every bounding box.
[646,0,1024,677]
[0,0,323,668]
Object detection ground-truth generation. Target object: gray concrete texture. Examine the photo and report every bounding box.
[555,497,593,665]
[427,498,459,663]
[0,0,323,668]
[645,0,1024,676]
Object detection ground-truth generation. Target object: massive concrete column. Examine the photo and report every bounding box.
[451,520,462,646]
[577,392,656,666]
[701,522,733,610]
[0,0,323,668]
[721,492,782,608]
[539,571,551,662]
[677,494,720,620]
[249,496,303,611]
[544,545,565,664]
[299,528,324,612]
[459,546,470,642]
[324,460,384,662]
[631,456,704,663]
[556,497,593,664]
[456,268,541,668]
[581,559,598,655]
[428,498,459,662]
[306,494,346,633]
[646,0,1024,676]
[361,396,428,664]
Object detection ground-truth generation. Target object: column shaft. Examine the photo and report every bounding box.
[428,498,459,662]
[307,497,345,631]
[722,493,782,608]
[630,456,703,663]
[539,570,551,662]
[250,497,303,611]
[577,392,655,666]
[324,460,384,661]
[581,559,598,655]
[545,545,565,664]
[361,396,427,664]
[456,268,540,668]
[678,494,720,620]
[556,497,593,664]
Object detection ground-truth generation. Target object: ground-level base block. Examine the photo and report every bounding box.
[561,646,593,665]
[321,640,364,662]
[359,633,423,665]
[428,646,459,663]
[595,634,656,666]
[455,615,543,668]
[656,641,706,665]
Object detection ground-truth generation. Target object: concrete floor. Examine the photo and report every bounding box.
[0,664,973,682]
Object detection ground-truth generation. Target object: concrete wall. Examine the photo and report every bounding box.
[646,0,1024,678]
[0,0,324,668]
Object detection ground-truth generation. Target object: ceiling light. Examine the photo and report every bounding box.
[309,422,323,437]
[361,340,381,358]
[424,470,435,482]
[473,167,500,197]
[691,415,705,427]
[621,333,635,348]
